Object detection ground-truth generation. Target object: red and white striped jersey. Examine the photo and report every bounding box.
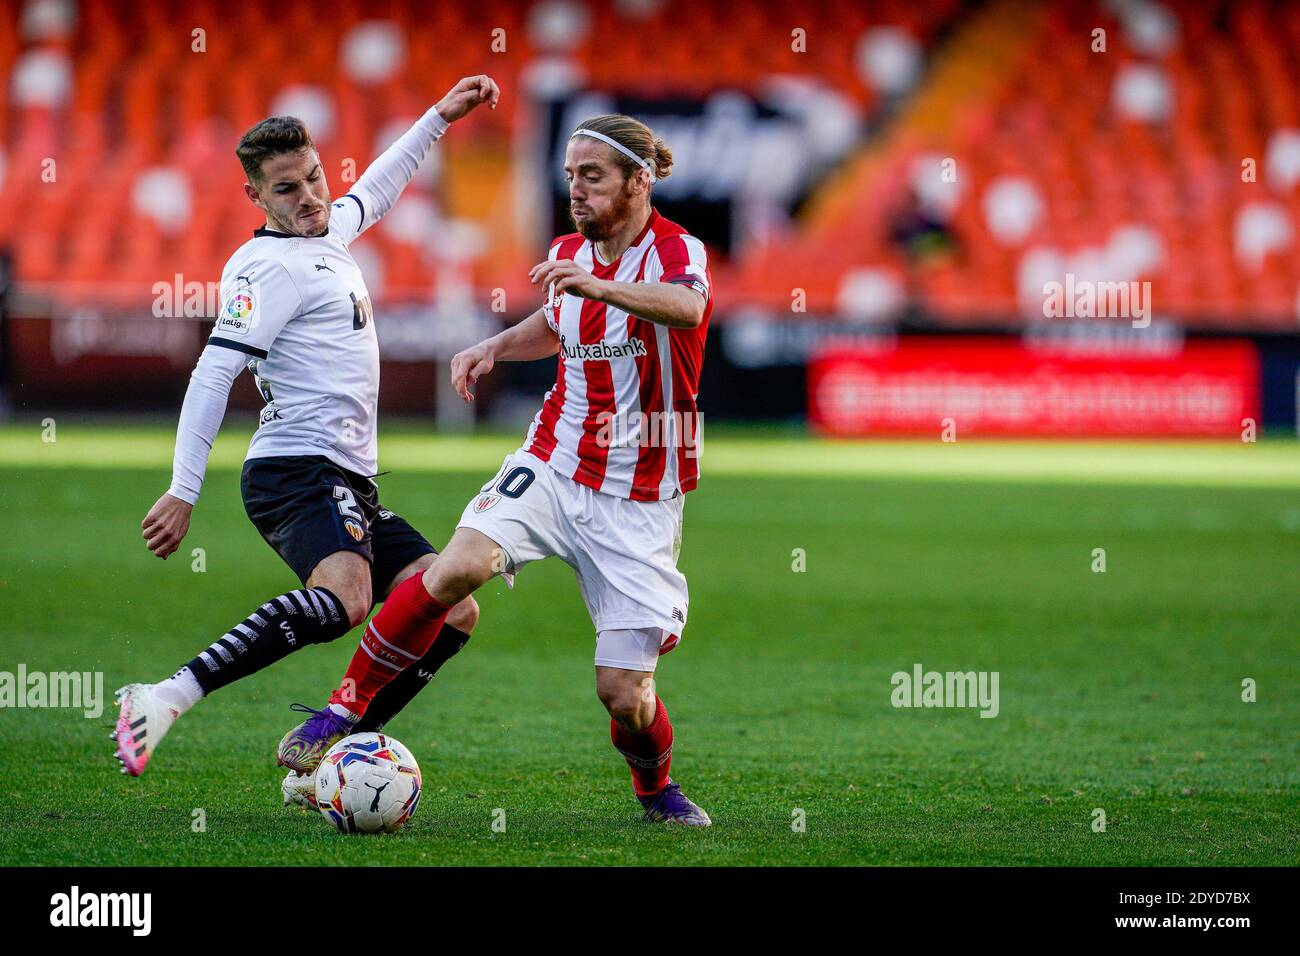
[524,209,711,501]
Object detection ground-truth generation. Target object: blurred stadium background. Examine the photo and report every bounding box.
[2,0,1299,438]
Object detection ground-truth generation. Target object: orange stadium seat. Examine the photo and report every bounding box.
[4,0,1292,329]
[726,0,1300,329]
[0,0,959,310]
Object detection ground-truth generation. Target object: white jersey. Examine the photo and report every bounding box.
[213,201,378,476]
[166,106,448,505]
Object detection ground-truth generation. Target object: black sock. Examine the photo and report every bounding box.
[186,588,349,695]
[355,625,471,732]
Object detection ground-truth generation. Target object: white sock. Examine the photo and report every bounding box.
[155,666,204,715]
[328,703,360,722]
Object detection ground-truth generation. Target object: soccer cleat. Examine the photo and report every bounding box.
[112,683,181,777]
[276,703,354,773]
[281,769,319,811]
[638,779,712,826]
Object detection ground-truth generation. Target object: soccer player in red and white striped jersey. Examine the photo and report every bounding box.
[280,114,713,824]
[522,188,710,501]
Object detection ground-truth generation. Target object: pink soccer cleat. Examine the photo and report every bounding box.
[112,683,180,776]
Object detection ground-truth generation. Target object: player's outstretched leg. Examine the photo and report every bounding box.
[272,608,477,775]
[277,528,497,772]
[280,609,476,809]
[350,547,482,736]
[355,616,476,733]
[113,586,350,775]
[596,647,710,827]
[274,572,449,771]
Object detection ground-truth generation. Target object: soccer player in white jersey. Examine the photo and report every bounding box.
[280,114,714,825]
[112,76,500,793]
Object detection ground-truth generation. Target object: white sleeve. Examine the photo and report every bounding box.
[166,344,247,505]
[335,105,449,243]
[210,259,301,358]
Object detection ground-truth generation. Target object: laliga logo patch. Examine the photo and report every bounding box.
[344,519,364,542]
[217,291,256,335]
[474,494,499,513]
[227,293,253,318]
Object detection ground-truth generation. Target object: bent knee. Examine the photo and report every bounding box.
[426,559,486,605]
[306,552,373,630]
[447,595,480,634]
[337,587,372,628]
[598,683,654,732]
[308,578,370,628]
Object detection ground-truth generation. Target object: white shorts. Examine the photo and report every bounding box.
[457,449,688,669]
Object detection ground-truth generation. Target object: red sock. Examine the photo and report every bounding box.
[329,572,451,716]
[610,696,673,797]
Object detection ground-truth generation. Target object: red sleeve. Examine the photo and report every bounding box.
[654,233,710,300]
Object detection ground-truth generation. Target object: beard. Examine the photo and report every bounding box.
[268,200,330,237]
[570,184,634,242]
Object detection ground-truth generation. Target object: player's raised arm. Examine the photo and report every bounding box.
[435,74,501,122]
[449,307,559,402]
[345,75,500,240]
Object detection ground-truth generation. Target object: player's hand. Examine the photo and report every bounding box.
[529,259,606,301]
[141,493,193,560]
[435,75,501,123]
[450,343,496,403]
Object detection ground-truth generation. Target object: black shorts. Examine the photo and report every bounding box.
[241,455,436,596]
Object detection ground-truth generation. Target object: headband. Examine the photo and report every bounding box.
[571,128,656,183]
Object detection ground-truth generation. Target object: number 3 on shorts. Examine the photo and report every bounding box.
[497,466,535,499]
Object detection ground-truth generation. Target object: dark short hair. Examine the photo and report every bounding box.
[236,116,316,182]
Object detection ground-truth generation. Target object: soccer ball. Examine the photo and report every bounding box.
[314,733,422,834]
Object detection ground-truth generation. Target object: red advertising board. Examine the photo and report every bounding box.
[808,338,1260,437]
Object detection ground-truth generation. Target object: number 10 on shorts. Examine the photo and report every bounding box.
[474,465,534,513]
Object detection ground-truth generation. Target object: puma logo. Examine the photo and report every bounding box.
[364,780,390,812]
[315,258,334,273]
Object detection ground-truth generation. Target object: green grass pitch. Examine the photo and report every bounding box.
[0,422,1296,865]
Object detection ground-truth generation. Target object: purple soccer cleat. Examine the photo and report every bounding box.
[276,703,355,773]
[638,779,712,826]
